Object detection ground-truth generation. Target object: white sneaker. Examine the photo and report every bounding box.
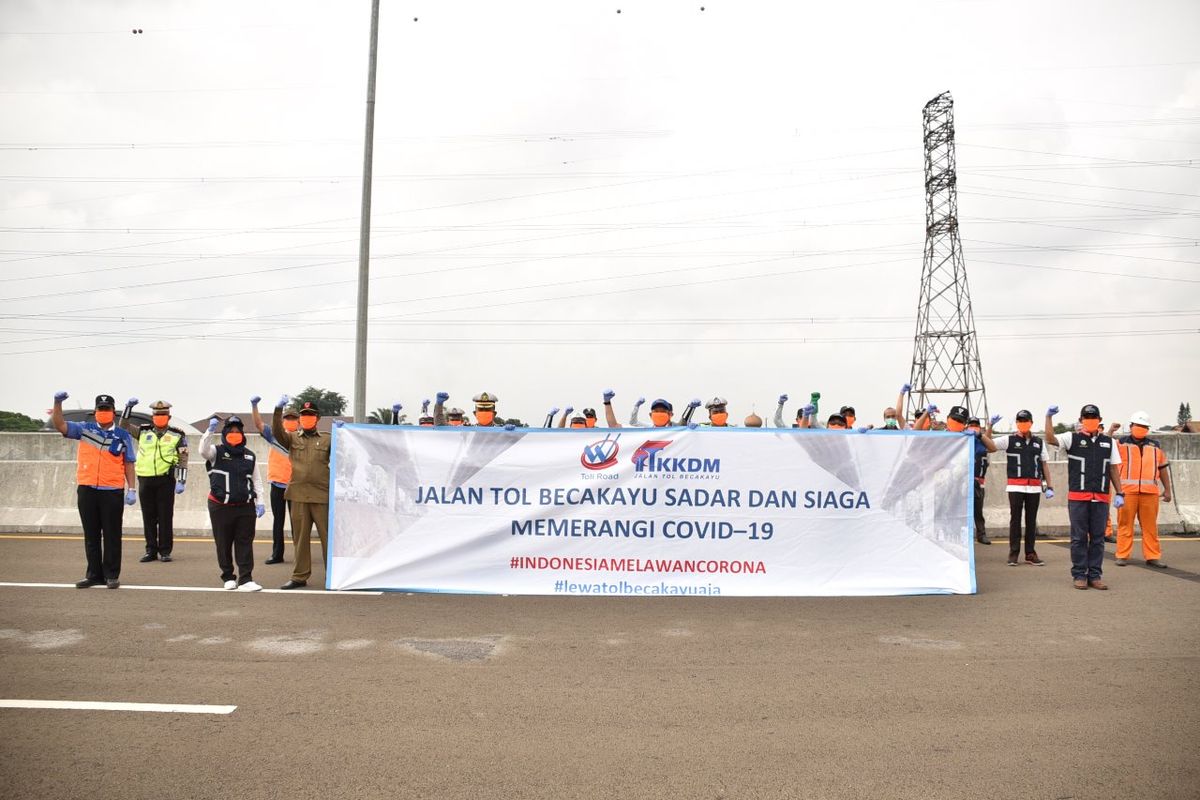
[237,581,263,592]
[223,579,237,590]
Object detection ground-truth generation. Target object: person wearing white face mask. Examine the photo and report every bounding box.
[1113,411,1173,569]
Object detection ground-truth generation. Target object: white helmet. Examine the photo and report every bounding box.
[1130,410,1151,427]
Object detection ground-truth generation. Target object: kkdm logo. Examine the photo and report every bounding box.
[580,434,621,470]
[632,440,721,474]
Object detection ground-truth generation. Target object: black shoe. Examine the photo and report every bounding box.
[105,579,120,589]
[1146,559,1168,569]
[160,554,172,563]
[280,580,307,590]
[264,556,283,565]
[976,533,992,545]
[75,577,102,588]
[139,553,158,563]
[1104,535,1117,544]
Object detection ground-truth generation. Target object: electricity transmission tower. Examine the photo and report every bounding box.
[909,91,989,421]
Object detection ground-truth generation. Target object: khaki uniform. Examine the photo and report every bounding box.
[272,408,331,582]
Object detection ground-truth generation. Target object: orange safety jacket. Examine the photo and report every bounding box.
[1117,436,1167,495]
[72,423,134,489]
[267,447,292,486]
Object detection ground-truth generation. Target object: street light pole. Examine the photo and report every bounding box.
[353,0,380,423]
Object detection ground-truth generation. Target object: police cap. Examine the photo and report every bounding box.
[149,400,172,413]
[705,397,728,410]
[298,401,320,416]
[473,392,498,410]
[94,394,116,409]
[447,407,465,417]
[1080,404,1101,418]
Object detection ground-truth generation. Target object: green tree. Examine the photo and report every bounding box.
[1053,422,1071,434]
[498,417,527,428]
[292,386,347,417]
[1179,402,1192,429]
[0,410,43,432]
[366,407,407,425]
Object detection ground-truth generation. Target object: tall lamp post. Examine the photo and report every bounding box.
[353,0,381,423]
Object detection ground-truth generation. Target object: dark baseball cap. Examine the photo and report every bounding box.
[94,394,115,409]
[223,415,245,431]
[840,405,856,416]
[1080,404,1101,418]
[827,413,847,426]
[650,398,673,413]
[948,405,970,423]
[1015,409,1033,422]
[967,416,981,427]
[582,408,597,418]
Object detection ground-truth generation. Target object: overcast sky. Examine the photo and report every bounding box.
[1,0,1197,429]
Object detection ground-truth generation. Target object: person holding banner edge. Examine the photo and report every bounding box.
[272,395,332,590]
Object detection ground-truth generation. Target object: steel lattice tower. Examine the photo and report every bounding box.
[909,91,989,420]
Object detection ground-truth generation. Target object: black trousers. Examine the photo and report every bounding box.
[973,482,986,537]
[1008,492,1041,555]
[138,474,175,556]
[208,500,256,584]
[78,486,123,581]
[269,483,291,561]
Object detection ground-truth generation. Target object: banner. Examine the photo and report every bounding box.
[327,426,975,596]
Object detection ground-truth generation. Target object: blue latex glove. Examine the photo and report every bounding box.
[602,389,615,403]
[436,391,449,403]
[634,396,645,407]
[255,503,265,518]
[1044,488,1055,499]
[250,395,261,406]
[1113,495,1125,509]
[564,406,574,415]
[421,399,430,413]
[504,423,516,431]
[276,394,289,409]
[967,427,979,436]
[392,403,402,414]
[174,481,185,495]
[125,397,138,408]
[990,414,1002,425]
[802,404,815,417]
[549,407,560,416]
[207,418,219,433]
[901,383,912,394]
[54,390,69,402]
[688,398,701,409]
[856,426,870,433]
[334,420,345,428]
[687,422,699,430]
[1047,405,1059,417]
[926,404,939,414]
[778,394,788,405]
[124,489,136,506]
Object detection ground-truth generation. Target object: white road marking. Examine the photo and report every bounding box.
[0,699,235,714]
[0,582,382,596]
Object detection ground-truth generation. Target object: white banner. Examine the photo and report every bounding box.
[327,426,976,596]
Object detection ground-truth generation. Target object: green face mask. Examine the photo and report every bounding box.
[884,418,899,429]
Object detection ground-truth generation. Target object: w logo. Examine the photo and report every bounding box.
[581,434,621,470]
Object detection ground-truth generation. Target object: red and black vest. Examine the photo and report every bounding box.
[1065,432,1113,502]
[1005,435,1044,486]
[205,445,258,505]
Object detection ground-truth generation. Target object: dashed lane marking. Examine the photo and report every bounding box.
[0,699,236,714]
[0,581,382,596]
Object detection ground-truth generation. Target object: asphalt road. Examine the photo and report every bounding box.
[1,533,1197,800]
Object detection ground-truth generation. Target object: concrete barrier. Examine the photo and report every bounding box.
[0,431,1195,536]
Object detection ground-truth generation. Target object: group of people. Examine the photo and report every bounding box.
[49,384,1175,594]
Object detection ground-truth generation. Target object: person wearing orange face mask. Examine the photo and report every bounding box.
[1045,404,1124,590]
[124,400,189,564]
[581,408,598,428]
[200,416,265,591]
[51,392,138,589]
[990,410,1052,566]
[272,397,332,590]
[601,390,671,428]
[472,392,500,427]
[568,415,588,429]
[251,396,296,566]
[963,412,998,546]
[1113,411,1172,569]
[704,398,731,427]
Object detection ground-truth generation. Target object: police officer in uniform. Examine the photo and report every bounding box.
[200,416,265,591]
[705,398,732,427]
[50,392,137,589]
[124,400,188,563]
[272,397,333,589]
[1045,404,1124,590]
[473,392,500,426]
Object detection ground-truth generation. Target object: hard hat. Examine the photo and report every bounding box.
[1130,410,1151,427]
